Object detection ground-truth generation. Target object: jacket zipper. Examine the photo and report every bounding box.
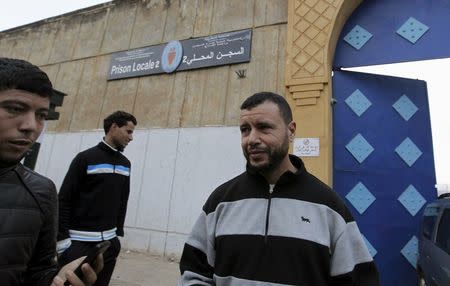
[264,185,274,243]
[113,150,119,174]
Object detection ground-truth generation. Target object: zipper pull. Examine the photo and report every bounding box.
[265,184,274,244]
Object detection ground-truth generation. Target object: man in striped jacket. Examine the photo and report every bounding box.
[179,92,379,286]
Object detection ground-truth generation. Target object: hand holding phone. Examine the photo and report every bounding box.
[63,241,110,286]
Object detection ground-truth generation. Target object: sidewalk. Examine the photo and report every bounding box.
[110,250,179,286]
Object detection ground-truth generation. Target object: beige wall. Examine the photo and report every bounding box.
[0,0,287,132]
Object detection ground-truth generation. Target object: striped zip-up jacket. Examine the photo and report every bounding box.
[57,141,131,245]
[179,155,379,286]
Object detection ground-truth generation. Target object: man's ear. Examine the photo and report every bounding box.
[288,121,296,142]
[107,123,118,135]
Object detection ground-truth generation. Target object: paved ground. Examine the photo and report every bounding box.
[110,250,179,286]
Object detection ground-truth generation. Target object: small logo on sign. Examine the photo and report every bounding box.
[161,40,183,73]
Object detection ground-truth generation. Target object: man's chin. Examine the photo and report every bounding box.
[248,160,270,172]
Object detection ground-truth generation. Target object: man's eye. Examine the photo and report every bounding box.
[37,112,48,121]
[6,105,24,114]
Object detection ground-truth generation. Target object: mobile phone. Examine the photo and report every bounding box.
[63,240,110,286]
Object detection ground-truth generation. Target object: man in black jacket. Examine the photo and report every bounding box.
[179,92,380,286]
[0,57,102,285]
[57,110,137,286]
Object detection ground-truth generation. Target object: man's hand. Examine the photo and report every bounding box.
[51,254,104,286]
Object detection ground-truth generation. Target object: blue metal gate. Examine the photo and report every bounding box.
[332,70,436,285]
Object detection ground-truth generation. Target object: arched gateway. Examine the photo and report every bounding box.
[286,0,446,284]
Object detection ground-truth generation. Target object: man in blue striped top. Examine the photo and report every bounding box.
[57,110,137,286]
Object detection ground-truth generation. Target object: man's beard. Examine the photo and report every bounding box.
[244,136,289,173]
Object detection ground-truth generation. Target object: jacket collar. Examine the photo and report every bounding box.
[0,163,17,177]
[98,140,119,154]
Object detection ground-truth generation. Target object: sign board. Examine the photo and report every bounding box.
[294,138,320,157]
[108,29,252,80]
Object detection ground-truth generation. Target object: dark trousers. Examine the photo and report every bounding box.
[58,237,121,286]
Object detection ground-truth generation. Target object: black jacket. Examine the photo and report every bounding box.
[0,164,58,285]
[58,141,131,241]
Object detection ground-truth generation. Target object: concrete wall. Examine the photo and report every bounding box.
[0,0,288,132]
[35,127,245,258]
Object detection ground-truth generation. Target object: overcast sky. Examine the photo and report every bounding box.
[1,2,448,187]
[0,1,110,32]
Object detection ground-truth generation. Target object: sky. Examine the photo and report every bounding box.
[1,2,448,188]
[0,1,110,32]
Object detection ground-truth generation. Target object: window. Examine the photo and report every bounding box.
[436,209,450,254]
[422,207,439,239]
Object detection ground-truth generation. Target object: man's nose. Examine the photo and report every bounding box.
[247,130,260,145]
[18,112,39,132]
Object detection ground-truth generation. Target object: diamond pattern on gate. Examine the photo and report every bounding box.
[395,138,422,167]
[398,185,426,216]
[343,25,373,50]
[393,95,418,121]
[290,0,338,79]
[346,134,374,163]
[396,17,429,44]
[345,89,372,116]
[401,236,419,269]
[362,234,377,258]
[346,182,376,214]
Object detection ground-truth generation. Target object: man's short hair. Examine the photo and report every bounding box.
[104,111,137,134]
[0,57,54,98]
[240,92,293,124]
